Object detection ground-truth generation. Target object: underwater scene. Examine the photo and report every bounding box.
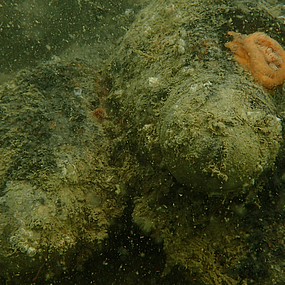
[1,0,285,284]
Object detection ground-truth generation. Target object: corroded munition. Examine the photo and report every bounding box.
[160,79,281,192]
[109,0,282,194]
[108,0,285,283]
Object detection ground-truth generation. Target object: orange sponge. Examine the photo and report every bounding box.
[225,31,285,89]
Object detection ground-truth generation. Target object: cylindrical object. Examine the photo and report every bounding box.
[160,78,282,193]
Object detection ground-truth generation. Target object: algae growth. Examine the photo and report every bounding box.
[1,0,285,284]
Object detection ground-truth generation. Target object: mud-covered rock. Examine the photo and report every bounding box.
[0,59,126,277]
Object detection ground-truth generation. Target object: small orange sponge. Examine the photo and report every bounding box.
[225,31,285,89]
